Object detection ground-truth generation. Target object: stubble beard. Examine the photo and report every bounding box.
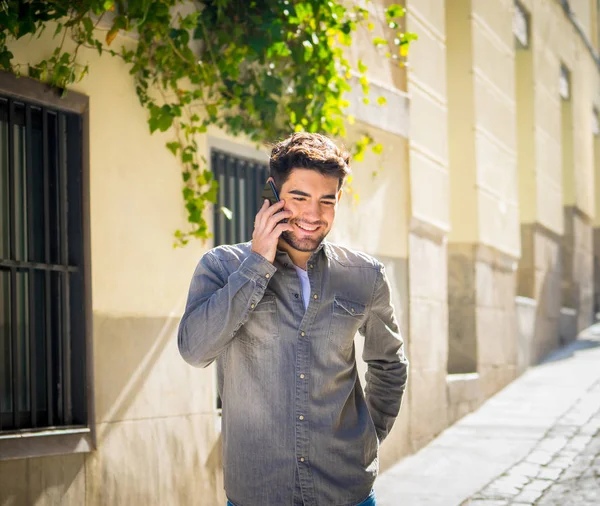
[281,222,328,252]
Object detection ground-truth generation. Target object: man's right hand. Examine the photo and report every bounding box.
[251,199,293,264]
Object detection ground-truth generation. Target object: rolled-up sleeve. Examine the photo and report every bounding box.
[359,263,409,443]
[177,250,277,368]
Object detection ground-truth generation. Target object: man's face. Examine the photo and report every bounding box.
[277,168,342,253]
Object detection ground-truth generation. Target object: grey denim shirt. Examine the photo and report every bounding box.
[178,240,409,506]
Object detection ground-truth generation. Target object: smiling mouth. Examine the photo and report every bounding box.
[295,223,320,233]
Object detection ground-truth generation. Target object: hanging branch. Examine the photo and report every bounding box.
[0,0,417,247]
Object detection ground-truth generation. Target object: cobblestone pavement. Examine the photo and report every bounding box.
[464,379,600,505]
[538,431,600,506]
[375,324,600,506]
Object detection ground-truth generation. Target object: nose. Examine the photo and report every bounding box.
[303,200,321,222]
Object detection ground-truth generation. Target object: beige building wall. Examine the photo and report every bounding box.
[516,44,536,224]
[402,0,451,454]
[472,0,520,257]
[527,0,564,234]
[547,0,595,333]
[595,128,600,316]
[570,0,594,45]
[446,0,520,406]
[561,21,596,332]
[517,0,564,363]
[516,0,597,365]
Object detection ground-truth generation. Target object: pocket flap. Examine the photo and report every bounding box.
[254,294,276,312]
[333,296,366,317]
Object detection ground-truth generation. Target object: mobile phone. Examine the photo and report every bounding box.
[260,180,288,223]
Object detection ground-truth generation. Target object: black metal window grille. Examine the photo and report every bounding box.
[211,148,270,247]
[211,148,269,411]
[0,96,87,433]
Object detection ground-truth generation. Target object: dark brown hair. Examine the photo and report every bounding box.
[269,132,351,191]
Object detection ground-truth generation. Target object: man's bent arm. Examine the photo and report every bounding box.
[177,250,277,368]
[359,263,409,443]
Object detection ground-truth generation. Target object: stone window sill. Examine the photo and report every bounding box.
[0,427,95,461]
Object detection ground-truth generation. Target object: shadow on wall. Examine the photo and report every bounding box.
[517,262,596,370]
[516,234,564,370]
[158,428,223,504]
[93,309,183,429]
[540,322,600,364]
[531,268,560,364]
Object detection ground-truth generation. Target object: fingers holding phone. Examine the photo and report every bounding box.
[251,197,293,264]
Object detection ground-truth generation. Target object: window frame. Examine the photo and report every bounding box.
[513,0,530,50]
[0,70,95,460]
[559,63,571,101]
[211,147,270,248]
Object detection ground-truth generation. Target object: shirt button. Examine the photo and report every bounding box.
[251,303,255,309]
[284,263,289,267]
[308,264,313,269]
[294,293,299,299]
[300,457,305,462]
[351,308,355,313]
[313,294,318,299]
[300,374,305,379]
[265,273,270,279]
[299,415,304,420]
[300,331,305,337]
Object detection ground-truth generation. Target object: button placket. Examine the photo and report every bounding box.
[294,254,321,505]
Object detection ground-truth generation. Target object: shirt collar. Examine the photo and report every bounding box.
[310,239,330,260]
[274,238,331,263]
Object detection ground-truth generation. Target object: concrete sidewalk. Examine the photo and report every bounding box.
[374,323,600,506]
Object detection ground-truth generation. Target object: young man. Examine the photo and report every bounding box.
[178,132,409,506]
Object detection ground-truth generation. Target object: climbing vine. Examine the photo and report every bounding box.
[0,0,416,246]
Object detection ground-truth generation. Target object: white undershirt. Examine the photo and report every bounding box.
[293,265,311,310]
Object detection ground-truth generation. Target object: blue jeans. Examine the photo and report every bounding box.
[227,488,376,506]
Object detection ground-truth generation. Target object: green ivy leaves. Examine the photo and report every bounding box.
[0,0,416,247]
[149,104,175,133]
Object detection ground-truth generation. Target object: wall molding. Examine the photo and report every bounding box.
[558,0,600,71]
[409,215,449,245]
[346,75,410,138]
[448,242,519,272]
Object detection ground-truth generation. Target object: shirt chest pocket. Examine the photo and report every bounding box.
[239,294,279,346]
[327,295,367,352]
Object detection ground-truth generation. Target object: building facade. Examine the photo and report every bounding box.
[0,0,599,504]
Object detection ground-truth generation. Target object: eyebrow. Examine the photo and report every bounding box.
[288,189,337,200]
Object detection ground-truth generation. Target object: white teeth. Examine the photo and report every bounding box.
[297,224,317,232]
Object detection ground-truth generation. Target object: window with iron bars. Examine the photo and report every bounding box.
[211,148,269,412]
[0,72,92,458]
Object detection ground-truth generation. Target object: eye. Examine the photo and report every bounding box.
[293,197,306,201]
[322,201,335,206]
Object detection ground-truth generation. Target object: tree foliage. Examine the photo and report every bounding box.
[0,0,417,246]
